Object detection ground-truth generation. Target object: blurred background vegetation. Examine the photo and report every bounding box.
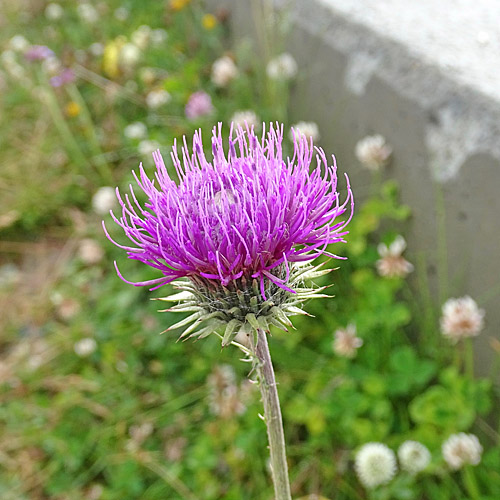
[0,1,499,499]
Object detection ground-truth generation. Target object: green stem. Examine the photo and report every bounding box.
[66,84,113,184]
[462,466,480,500]
[251,329,291,500]
[464,338,475,378]
[434,183,448,305]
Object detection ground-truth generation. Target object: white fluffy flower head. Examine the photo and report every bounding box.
[355,443,397,488]
[290,121,320,142]
[376,235,414,278]
[138,139,161,156]
[230,110,260,129]
[45,3,64,20]
[355,134,392,171]
[211,56,239,87]
[398,441,431,474]
[74,338,97,357]
[333,324,363,358]
[440,296,484,343]
[146,89,171,109]
[266,53,298,80]
[124,122,147,140]
[442,433,482,470]
[92,186,116,215]
[77,3,99,24]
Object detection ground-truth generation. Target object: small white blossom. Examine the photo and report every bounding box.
[89,42,104,57]
[355,134,392,171]
[211,56,239,87]
[355,443,397,489]
[442,433,482,470]
[131,25,151,50]
[138,139,161,156]
[119,43,141,68]
[78,239,104,265]
[9,35,30,52]
[440,296,484,343]
[230,110,260,129]
[398,441,431,474]
[92,186,116,215]
[124,121,147,140]
[376,235,414,278]
[333,324,363,358]
[146,89,171,109]
[266,53,298,80]
[114,6,129,21]
[291,121,320,142]
[151,29,168,46]
[77,3,99,23]
[42,56,61,75]
[45,3,64,20]
[74,338,97,357]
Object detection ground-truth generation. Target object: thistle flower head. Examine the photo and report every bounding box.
[105,123,352,343]
[398,440,431,474]
[440,296,485,343]
[442,433,482,470]
[355,443,397,488]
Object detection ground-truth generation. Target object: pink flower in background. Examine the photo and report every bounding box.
[50,68,75,87]
[185,91,214,120]
[24,45,54,61]
[376,236,414,278]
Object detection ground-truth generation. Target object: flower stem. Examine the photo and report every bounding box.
[252,329,291,500]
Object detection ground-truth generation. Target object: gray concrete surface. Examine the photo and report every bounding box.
[208,0,500,374]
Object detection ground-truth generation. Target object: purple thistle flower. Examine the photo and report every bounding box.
[185,91,214,120]
[24,45,55,61]
[50,68,76,87]
[105,123,353,340]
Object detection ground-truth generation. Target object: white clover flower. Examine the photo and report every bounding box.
[355,443,397,488]
[42,56,61,75]
[9,35,30,52]
[92,186,116,215]
[291,121,320,142]
[146,89,171,109]
[333,324,363,358]
[131,25,151,50]
[376,235,414,278]
[119,43,141,68]
[77,3,99,23]
[89,42,104,57]
[442,433,482,470]
[211,56,239,87]
[355,134,392,171]
[74,338,97,357]
[45,3,64,20]
[440,296,485,343]
[266,53,298,80]
[398,441,431,474]
[151,29,168,46]
[78,239,104,265]
[230,110,260,129]
[114,6,129,21]
[138,139,161,156]
[124,121,147,140]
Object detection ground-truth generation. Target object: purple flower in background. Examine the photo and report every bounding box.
[50,68,76,87]
[185,91,214,120]
[24,45,55,61]
[105,123,352,340]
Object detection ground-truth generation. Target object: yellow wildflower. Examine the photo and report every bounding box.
[65,101,81,117]
[170,0,190,11]
[202,14,217,30]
